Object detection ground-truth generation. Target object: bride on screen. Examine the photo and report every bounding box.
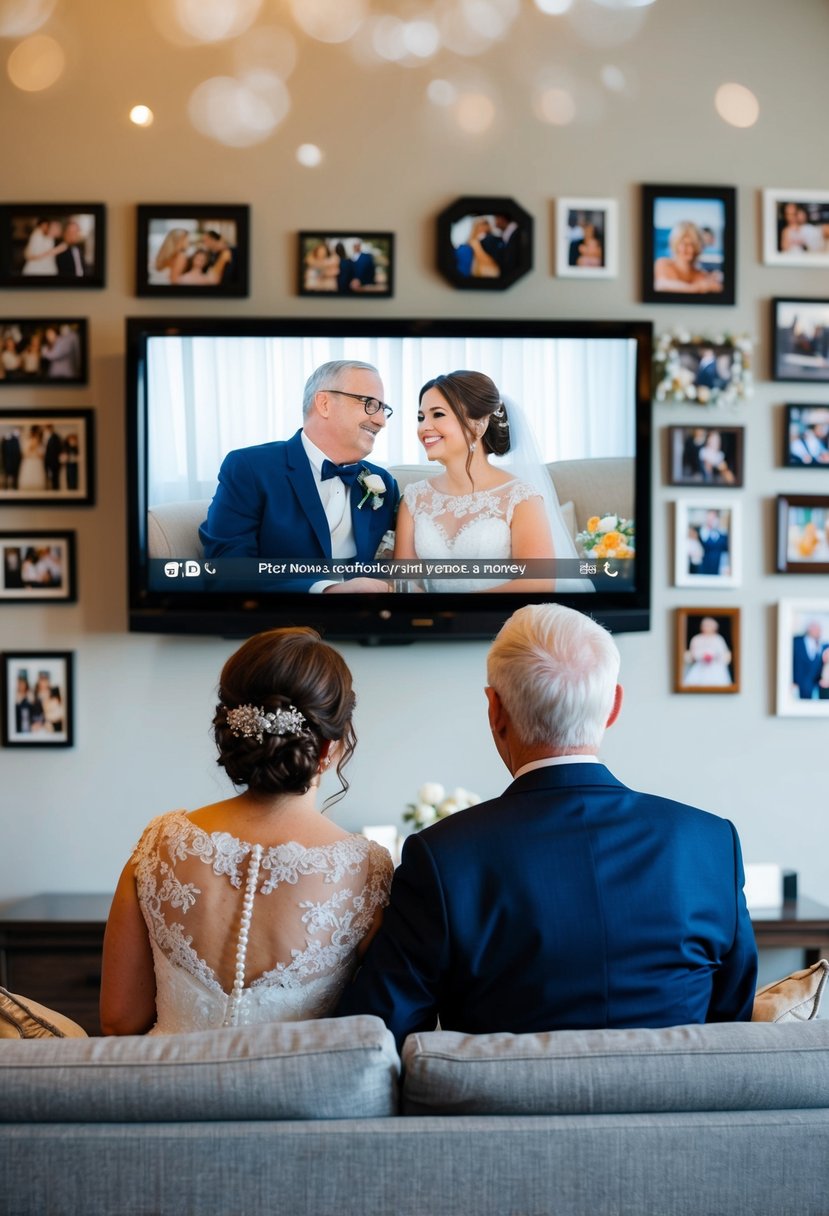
[393,370,585,593]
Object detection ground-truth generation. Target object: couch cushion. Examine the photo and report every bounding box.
[0,988,87,1040]
[0,1015,399,1123]
[401,1020,829,1115]
[752,960,828,1023]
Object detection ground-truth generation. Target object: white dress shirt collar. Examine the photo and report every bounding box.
[513,754,599,780]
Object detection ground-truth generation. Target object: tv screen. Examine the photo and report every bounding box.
[126,316,651,641]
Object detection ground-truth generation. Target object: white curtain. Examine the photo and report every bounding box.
[146,334,636,505]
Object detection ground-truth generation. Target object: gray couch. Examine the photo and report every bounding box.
[3,1013,829,1216]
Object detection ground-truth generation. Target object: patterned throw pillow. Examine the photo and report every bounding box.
[752,960,828,1023]
[0,986,87,1039]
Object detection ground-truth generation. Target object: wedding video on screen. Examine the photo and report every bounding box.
[144,333,638,595]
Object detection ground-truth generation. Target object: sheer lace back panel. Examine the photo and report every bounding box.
[132,812,392,1033]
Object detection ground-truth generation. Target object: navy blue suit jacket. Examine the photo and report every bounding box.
[337,763,758,1047]
[792,634,826,700]
[199,430,399,593]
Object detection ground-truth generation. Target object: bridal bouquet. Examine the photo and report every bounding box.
[402,782,482,831]
[576,513,635,559]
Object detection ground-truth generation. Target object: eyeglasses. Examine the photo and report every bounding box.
[322,389,393,419]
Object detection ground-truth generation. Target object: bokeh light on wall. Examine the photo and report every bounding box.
[188,75,290,147]
[533,0,573,13]
[600,64,626,91]
[427,78,457,106]
[173,0,261,43]
[129,104,154,127]
[454,90,496,135]
[568,0,648,46]
[233,24,297,82]
[370,14,440,64]
[7,32,64,91]
[438,0,519,56]
[296,143,323,167]
[0,0,56,38]
[535,85,576,126]
[290,0,366,44]
[715,82,759,129]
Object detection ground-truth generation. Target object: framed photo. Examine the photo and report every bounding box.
[136,205,249,297]
[0,531,76,602]
[0,409,94,506]
[641,185,736,305]
[0,319,87,386]
[784,405,829,466]
[555,198,617,278]
[2,651,73,746]
[763,190,829,267]
[667,425,744,487]
[674,499,742,588]
[653,331,753,407]
[298,232,394,298]
[772,298,829,382]
[776,494,829,573]
[776,599,829,716]
[437,196,533,291]
[675,607,740,694]
[0,205,105,288]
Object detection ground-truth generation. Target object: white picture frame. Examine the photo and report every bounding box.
[763,189,829,268]
[674,498,742,588]
[555,197,617,279]
[776,598,829,716]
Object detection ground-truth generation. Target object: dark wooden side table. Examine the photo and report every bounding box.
[0,893,112,1036]
[750,896,829,967]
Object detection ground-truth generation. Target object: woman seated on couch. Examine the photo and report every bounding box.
[100,627,392,1035]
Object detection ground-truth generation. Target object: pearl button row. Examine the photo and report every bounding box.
[224,843,263,1028]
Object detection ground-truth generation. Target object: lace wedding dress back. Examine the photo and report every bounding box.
[132,811,392,1034]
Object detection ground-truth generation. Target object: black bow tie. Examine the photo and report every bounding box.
[321,459,364,486]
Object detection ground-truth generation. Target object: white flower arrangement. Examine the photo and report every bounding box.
[357,470,386,510]
[653,330,754,408]
[402,782,482,831]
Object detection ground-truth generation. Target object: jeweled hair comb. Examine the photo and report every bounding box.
[225,703,306,743]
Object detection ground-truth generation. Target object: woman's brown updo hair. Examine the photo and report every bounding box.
[419,370,510,481]
[213,627,356,806]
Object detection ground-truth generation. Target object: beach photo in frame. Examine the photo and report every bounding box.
[674,498,742,588]
[0,319,87,386]
[668,425,744,487]
[437,195,533,291]
[784,404,829,466]
[772,298,829,382]
[2,651,73,747]
[675,607,740,694]
[555,197,617,278]
[298,231,394,297]
[0,204,105,288]
[136,205,249,297]
[776,598,829,716]
[763,190,829,267]
[0,531,76,602]
[0,409,95,506]
[776,494,829,573]
[641,184,736,305]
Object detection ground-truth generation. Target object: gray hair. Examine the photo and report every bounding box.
[302,360,380,418]
[487,604,620,752]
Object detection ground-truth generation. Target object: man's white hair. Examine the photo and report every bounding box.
[487,604,620,751]
[302,360,379,418]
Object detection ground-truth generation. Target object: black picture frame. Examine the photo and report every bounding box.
[2,650,74,747]
[772,298,829,382]
[436,195,533,291]
[0,318,87,386]
[0,531,76,602]
[784,404,829,466]
[776,494,829,574]
[641,184,736,305]
[0,205,105,288]
[667,425,744,487]
[675,607,740,695]
[136,204,250,297]
[0,408,95,506]
[298,231,394,297]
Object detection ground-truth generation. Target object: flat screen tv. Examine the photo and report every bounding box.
[126,316,651,642]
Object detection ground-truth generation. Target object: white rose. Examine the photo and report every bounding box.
[418,782,445,806]
[362,473,385,494]
[412,802,437,827]
[452,787,482,808]
[598,514,618,531]
[465,791,482,806]
[436,797,460,818]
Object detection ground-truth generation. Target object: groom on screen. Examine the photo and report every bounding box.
[199,360,399,594]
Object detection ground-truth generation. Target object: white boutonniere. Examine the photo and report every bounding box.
[357,470,386,510]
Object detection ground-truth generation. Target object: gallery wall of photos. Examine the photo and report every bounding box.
[1,186,829,744]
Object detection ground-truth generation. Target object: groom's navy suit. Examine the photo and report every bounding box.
[199,429,399,593]
[338,763,757,1047]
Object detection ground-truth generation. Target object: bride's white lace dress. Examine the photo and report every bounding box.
[132,811,393,1033]
[403,477,541,592]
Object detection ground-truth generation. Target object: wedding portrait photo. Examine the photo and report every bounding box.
[2,651,73,747]
[0,319,87,386]
[0,531,76,602]
[674,500,741,588]
[136,205,249,296]
[298,232,394,297]
[776,599,829,717]
[641,185,735,305]
[555,198,617,278]
[773,298,829,382]
[668,425,743,487]
[0,204,105,287]
[437,195,533,290]
[777,494,829,574]
[785,405,829,466]
[763,190,829,267]
[675,607,739,694]
[0,409,94,505]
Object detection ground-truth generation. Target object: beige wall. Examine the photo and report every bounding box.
[1,0,828,914]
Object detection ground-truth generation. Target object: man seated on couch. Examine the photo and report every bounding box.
[338,603,758,1048]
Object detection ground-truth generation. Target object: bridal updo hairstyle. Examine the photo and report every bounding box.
[213,627,356,805]
[419,370,511,477]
